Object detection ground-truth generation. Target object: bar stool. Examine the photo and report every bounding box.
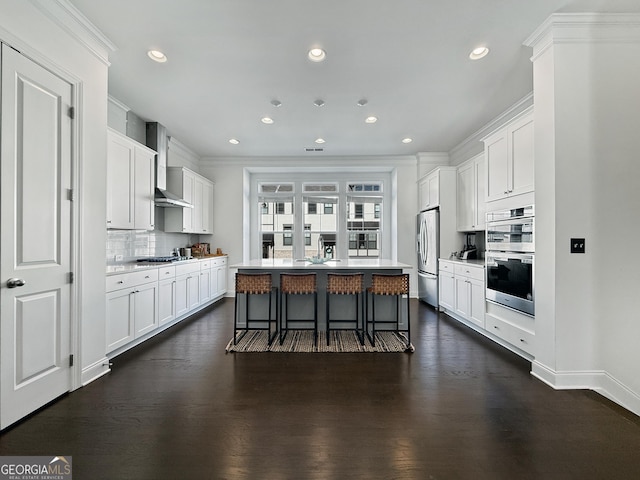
[366,273,410,348]
[326,273,365,346]
[234,273,278,345]
[279,273,318,346]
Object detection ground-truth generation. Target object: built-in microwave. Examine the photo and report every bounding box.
[486,205,534,253]
[485,251,534,316]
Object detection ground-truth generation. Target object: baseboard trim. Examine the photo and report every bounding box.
[531,361,640,417]
[81,357,110,386]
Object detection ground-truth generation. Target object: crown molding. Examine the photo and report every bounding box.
[29,0,116,66]
[525,13,640,60]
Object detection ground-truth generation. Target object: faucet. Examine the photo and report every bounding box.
[317,235,324,259]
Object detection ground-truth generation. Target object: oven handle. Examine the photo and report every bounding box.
[486,252,534,263]
[486,217,534,228]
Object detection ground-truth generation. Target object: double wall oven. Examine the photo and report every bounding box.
[485,206,534,316]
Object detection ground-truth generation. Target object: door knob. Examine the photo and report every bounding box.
[7,278,26,288]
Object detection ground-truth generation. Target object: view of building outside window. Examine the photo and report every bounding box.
[257,182,382,260]
[303,197,338,258]
[347,195,381,258]
[259,199,294,259]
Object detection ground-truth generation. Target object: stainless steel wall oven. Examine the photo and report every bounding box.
[485,206,534,316]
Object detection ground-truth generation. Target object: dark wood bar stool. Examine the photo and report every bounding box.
[326,272,365,345]
[366,273,410,348]
[279,273,318,346]
[234,273,278,345]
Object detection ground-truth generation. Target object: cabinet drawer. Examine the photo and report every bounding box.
[485,314,534,355]
[106,268,159,292]
[200,260,211,270]
[176,261,200,277]
[211,256,227,267]
[158,266,176,279]
[454,264,484,281]
[439,260,454,273]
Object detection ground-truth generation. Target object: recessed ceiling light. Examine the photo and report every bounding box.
[271,100,282,107]
[229,138,240,145]
[365,116,378,124]
[357,99,368,107]
[147,50,167,63]
[261,117,274,124]
[308,48,326,62]
[313,99,325,107]
[402,138,413,144]
[315,138,326,144]
[469,46,489,60]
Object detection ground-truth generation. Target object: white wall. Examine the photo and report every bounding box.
[528,13,640,415]
[0,0,112,385]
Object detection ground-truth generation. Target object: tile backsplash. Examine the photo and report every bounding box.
[107,230,198,265]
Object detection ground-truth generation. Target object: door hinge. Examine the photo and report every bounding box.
[68,272,74,284]
[67,188,75,201]
[68,106,75,119]
[69,354,74,367]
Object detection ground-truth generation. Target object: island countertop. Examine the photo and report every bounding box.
[231,258,413,270]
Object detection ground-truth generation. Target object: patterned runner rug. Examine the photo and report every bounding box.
[226,330,414,353]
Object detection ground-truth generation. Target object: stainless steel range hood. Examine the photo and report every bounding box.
[146,122,193,208]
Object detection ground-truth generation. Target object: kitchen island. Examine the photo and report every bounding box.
[232,258,412,332]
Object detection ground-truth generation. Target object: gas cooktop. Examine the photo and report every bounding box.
[137,256,193,263]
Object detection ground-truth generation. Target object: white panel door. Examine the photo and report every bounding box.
[158,279,176,326]
[0,45,73,429]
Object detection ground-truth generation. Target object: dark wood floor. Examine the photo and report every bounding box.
[1,299,640,479]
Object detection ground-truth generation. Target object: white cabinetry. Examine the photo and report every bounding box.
[456,153,485,231]
[106,269,159,352]
[210,256,228,298]
[199,260,212,304]
[438,260,455,311]
[164,167,214,234]
[158,266,176,326]
[106,128,155,230]
[438,260,485,329]
[418,167,456,211]
[106,257,228,356]
[483,107,534,203]
[453,264,485,329]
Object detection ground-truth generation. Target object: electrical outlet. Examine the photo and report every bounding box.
[115,254,124,262]
[570,238,585,254]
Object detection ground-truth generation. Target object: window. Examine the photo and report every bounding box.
[283,225,292,246]
[251,177,388,261]
[259,197,294,259]
[304,224,312,246]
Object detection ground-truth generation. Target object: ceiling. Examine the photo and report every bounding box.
[70,0,639,159]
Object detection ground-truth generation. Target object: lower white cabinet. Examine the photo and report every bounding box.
[106,257,228,355]
[438,260,485,329]
[438,261,455,311]
[106,269,159,353]
[158,266,177,326]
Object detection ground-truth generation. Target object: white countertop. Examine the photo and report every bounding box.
[107,255,227,276]
[439,257,485,267]
[232,258,412,270]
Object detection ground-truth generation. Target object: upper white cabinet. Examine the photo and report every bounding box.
[483,108,534,203]
[418,167,456,211]
[456,153,485,231]
[164,167,214,234]
[106,128,155,230]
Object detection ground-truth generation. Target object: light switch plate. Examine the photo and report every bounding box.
[570,238,585,254]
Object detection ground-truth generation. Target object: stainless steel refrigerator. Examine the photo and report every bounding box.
[416,208,439,308]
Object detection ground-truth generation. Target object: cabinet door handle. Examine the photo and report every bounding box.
[117,280,124,284]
